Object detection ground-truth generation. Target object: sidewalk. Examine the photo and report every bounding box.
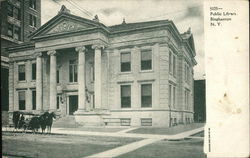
[61,127,201,139]
[86,138,162,158]
[2,126,204,140]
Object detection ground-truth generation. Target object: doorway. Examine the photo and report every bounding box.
[69,95,78,115]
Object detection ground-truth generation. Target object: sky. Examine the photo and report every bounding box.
[41,0,205,80]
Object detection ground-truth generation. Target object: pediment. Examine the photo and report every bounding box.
[45,19,94,35]
[30,13,106,40]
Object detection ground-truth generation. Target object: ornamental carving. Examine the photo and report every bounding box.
[47,20,89,34]
[47,50,57,56]
[75,46,86,53]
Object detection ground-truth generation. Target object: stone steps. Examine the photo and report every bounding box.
[53,116,80,128]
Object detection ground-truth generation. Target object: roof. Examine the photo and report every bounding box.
[9,5,196,60]
[108,20,170,32]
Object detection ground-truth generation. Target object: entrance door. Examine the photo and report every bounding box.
[69,95,78,115]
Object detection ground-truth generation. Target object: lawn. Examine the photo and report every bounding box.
[117,138,205,158]
[129,123,204,135]
[2,132,141,158]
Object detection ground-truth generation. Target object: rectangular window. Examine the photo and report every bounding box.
[173,55,176,77]
[18,65,25,81]
[32,63,36,80]
[13,26,21,40]
[29,14,37,27]
[185,89,189,110]
[13,7,20,20]
[141,118,152,126]
[141,50,152,70]
[185,64,190,82]
[57,70,59,83]
[169,84,172,108]
[121,52,131,72]
[57,96,60,109]
[18,91,26,110]
[29,0,36,10]
[185,65,187,81]
[173,86,176,108]
[169,83,176,109]
[69,59,78,83]
[7,23,13,38]
[169,52,172,74]
[141,84,152,107]
[7,3,13,17]
[121,85,131,108]
[32,90,36,110]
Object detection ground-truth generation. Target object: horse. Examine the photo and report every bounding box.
[28,116,40,134]
[12,111,20,132]
[39,112,49,134]
[18,114,25,129]
[46,112,56,134]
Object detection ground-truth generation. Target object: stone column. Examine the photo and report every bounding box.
[47,50,57,111]
[36,52,43,111]
[75,46,86,113]
[92,45,104,109]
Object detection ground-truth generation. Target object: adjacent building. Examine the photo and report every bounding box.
[194,79,206,123]
[7,6,197,127]
[0,0,41,113]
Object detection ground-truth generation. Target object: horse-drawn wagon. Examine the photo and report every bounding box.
[9,111,56,134]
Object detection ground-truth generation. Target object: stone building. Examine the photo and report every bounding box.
[194,79,206,123]
[7,6,196,127]
[1,0,41,112]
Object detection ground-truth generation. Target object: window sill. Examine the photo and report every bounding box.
[31,80,36,82]
[68,82,78,85]
[29,25,37,29]
[139,69,154,73]
[119,71,132,75]
[18,80,27,83]
[120,107,132,109]
[29,7,38,12]
[141,107,153,109]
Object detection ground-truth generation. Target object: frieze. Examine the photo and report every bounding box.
[47,20,90,34]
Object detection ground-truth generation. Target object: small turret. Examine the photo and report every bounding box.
[93,15,99,22]
[122,18,126,24]
[58,5,71,14]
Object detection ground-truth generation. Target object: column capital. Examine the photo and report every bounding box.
[92,44,105,50]
[33,52,43,58]
[75,46,86,53]
[47,50,57,56]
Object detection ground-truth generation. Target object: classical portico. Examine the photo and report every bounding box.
[36,44,105,115]
[27,6,109,118]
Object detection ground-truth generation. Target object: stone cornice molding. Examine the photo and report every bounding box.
[75,46,86,53]
[47,50,57,56]
[92,44,105,50]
